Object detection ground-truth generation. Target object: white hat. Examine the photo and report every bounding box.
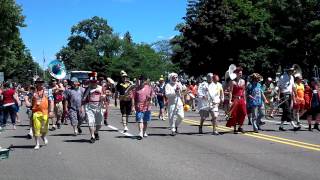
[168,73,178,81]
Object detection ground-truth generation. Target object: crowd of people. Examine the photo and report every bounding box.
[0,66,320,150]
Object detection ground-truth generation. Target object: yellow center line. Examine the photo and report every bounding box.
[182,119,229,132]
[185,119,320,148]
[244,133,320,152]
[135,110,320,151]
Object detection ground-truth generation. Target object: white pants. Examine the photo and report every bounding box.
[168,104,184,131]
[85,103,103,127]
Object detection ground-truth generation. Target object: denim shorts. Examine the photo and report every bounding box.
[135,111,151,122]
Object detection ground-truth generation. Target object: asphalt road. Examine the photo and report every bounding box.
[0,105,319,180]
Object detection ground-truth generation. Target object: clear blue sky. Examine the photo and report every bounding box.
[17,0,187,68]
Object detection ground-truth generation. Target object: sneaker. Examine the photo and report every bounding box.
[34,144,40,150]
[212,131,220,136]
[13,125,16,130]
[259,121,266,126]
[27,134,32,139]
[137,131,143,140]
[170,130,176,136]
[279,127,286,131]
[51,126,56,131]
[77,126,82,134]
[57,123,61,129]
[73,131,78,136]
[293,126,301,131]
[123,126,128,133]
[44,138,48,145]
[94,133,99,140]
[175,127,179,134]
[143,132,148,137]
[90,137,95,143]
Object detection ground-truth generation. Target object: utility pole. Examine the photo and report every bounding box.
[43,50,46,80]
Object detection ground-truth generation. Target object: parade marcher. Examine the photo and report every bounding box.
[0,85,3,131]
[263,77,277,118]
[131,75,154,139]
[247,73,268,133]
[64,77,85,136]
[82,72,104,143]
[49,79,65,130]
[155,76,166,121]
[1,82,20,130]
[187,80,197,111]
[102,78,114,126]
[277,67,301,131]
[226,67,247,134]
[305,78,320,131]
[198,74,224,135]
[165,73,185,136]
[293,75,306,126]
[115,71,133,133]
[197,76,208,133]
[25,78,54,150]
[25,86,35,139]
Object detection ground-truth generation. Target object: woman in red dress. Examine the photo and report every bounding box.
[226,67,247,134]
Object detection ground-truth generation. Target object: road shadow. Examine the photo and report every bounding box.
[115,135,141,140]
[50,133,75,137]
[63,139,91,143]
[147,133,172,137]
[8,135,28,139]
[16,124,30,127]
[148,126,168,129]
[99,129,118,132]
[9,145,36,149]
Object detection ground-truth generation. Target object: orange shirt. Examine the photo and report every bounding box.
[295,83,304,100]
[32,91,49,115]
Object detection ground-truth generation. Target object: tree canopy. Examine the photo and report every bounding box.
[57,16,176,80]
[172,0,320,78]
[0,0,42,83]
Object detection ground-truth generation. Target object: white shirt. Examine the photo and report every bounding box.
[197,81,209,110]
[277,73,294,94]
[208,82,223,104]
[165,82,184,106]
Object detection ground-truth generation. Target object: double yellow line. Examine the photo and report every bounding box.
[152,112,320,152]
[184,119,320,152]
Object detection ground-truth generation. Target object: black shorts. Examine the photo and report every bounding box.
[120,100,132,115]
[157,96,164,109]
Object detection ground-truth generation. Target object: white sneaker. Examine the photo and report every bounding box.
[138,131,143,139]
[143,132,148,137]
[43,137,48,145]
[34,144,40,150]
[123,126,129,132]
[13,125,16,130]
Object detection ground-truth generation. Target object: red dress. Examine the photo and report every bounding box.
[304,85,312,110]
[226,83,247,127]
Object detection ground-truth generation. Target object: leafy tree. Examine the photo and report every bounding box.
[57,16,176,81]
[172,0,320,78]
[0,0,41,83]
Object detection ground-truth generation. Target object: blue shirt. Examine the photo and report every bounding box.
[247,82,263,107]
